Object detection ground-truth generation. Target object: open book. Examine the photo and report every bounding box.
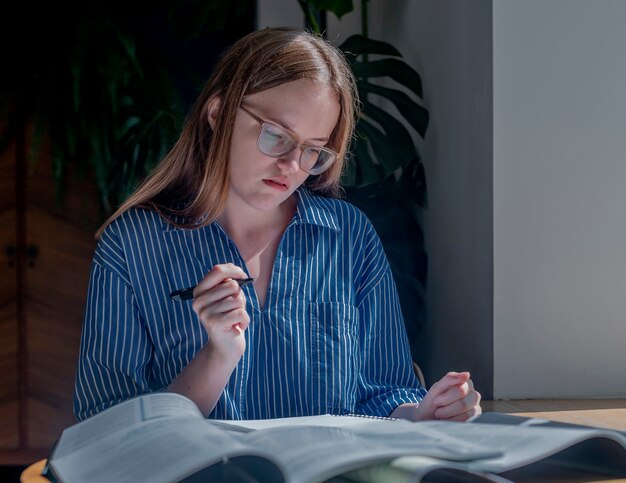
[47,392,626,483]
[340,412,626,483]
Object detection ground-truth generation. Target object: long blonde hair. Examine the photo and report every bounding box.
[96,27,359,238]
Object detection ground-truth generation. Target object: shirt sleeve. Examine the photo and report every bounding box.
[73,230,154,421]
[353,224,428,417]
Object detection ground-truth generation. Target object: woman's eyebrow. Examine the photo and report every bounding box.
[276,119,330,143]
[280,120,330,143]
[307,136,330,143]
[245,104,330,143]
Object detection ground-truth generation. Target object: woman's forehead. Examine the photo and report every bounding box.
[244,86,340,142]
[246,79,339,119]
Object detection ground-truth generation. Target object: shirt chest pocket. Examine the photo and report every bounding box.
[310,301,360,412]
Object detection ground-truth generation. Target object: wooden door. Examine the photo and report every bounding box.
[0,125,102,465]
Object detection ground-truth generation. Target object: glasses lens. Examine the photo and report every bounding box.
[302,147,336,175]
[258,123,297,156]
[255,117,337,175]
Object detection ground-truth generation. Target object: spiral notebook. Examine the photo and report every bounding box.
[209,413,399,433]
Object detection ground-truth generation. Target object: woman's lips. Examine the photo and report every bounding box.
[263,179,289,191]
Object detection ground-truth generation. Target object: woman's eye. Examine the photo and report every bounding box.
[299,148,319,165]
[265,126,291,145]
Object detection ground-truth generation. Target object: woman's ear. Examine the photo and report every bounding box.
[207,96,222,130]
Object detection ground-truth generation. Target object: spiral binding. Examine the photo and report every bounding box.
[332,413,399,421]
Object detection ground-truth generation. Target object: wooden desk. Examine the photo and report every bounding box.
[481,399,626,431]
[481,399,626,483]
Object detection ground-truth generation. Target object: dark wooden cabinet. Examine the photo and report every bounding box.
[0,127,101,465]
[0,120,20,457]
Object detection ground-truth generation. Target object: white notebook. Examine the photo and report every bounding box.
[209,413,399,432]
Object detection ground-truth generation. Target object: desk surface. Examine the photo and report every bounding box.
[482,398,626,431]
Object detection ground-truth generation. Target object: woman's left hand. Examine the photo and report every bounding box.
[422,371,482,421]
[391,371,482,421]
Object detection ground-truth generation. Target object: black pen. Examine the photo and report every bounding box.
[169,277,255,302]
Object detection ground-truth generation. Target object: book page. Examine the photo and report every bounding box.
[210,413,399,432]
[52,416,502,483]
[53,404,626,483]
[347,456,514,483]
[141,392,204,420]
[412,421,626,474]
[53,392,202,459]
[240,422,503,483]
[50,417,283,483]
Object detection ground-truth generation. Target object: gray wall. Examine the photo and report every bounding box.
[493,0,626,398]
[380,1,494,397]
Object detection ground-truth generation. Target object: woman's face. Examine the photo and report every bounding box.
[226,79,341,213]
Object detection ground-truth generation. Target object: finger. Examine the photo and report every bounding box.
[427,371,471,399]
[234,309,251,332]
[443,405,481,422]
[201,307,249,334]
[192,281,246,315]
[194,287,247,320]
[434,388,481,420]
[193,279,244,306]
[434,383,477,419]
[195,264,249,292]
[223,308,250,333]
[433,378,473,407]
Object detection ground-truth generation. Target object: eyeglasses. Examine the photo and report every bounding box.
[239,105,338,175]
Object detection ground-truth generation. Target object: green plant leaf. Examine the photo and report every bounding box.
[354,121,390,173]
[358,135,386,182]
[343,132,380,187]
[339,34,402,60]
[359,82,429,137]
[307,0,354,18]
[361,101,417,166]
[341,154,357,186]
[351,58,423,98]
[167,1,253,38]
[356,119,408,179]
[1,1,255,216]
[396,161,427,210]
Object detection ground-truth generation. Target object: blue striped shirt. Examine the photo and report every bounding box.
[73,188,426,421]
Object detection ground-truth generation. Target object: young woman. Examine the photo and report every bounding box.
[74,27,481,422]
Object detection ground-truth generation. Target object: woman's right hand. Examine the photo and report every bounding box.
[191,263,251,362]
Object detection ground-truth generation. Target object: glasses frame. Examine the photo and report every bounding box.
[239,105,338,175]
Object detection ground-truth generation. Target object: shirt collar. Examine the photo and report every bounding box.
[162,187,341,233]
[293,188,341,232]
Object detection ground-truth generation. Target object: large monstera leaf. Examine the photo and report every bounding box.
[339,34,429,188]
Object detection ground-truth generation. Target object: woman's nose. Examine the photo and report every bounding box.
[276,149,301,174]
